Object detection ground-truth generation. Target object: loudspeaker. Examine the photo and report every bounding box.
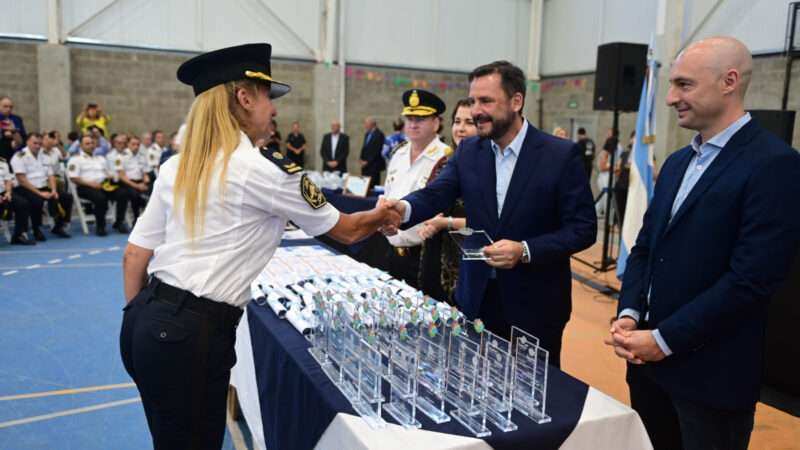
[749,109,796,145]
[593,42,648,112]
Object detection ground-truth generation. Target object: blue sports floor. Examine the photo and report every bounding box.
[0,226,250,449]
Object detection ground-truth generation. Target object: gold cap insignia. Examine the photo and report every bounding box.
[273,151,283,159]
[301,173,327,209]
[115,159,121,166]
[409,90,420,107]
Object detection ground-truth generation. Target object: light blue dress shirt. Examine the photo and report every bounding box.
[620,113,752,356]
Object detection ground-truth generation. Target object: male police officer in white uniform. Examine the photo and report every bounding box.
[11,133,73,239]
[0,155,34,244]
[383,89,451,287]
[118,135,149,220]
[68,134,132,235]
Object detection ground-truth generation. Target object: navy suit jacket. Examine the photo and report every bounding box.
[618,119,800,411]
[403,123,597,333]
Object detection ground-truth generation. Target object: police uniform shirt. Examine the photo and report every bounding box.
[129,132,340,307]
[38,148,64,178]
[383,136,450,247]
[10,147,52,189]
[122,149,146,181]
[147,144,163,173]
[0,158,11,194]
[106,149,125,180]
[67,152,109,185]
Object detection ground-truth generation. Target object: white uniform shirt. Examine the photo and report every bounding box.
[106,148,126,181]
[38,148,64,178]
[129,132,341,307]
[11,147,52,189]
[383,136,450,247]
[147,144,163,173]
[67,152,109,184]
[122,149,147,181]
[0,158,12,194]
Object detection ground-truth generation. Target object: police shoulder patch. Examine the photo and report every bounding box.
[301,173,327,209]
[260,148,302,174]
[68,163,77,171]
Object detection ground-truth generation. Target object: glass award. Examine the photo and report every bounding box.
[510,326,552,424]
[342,326,387,429]
[383,333,421,429]
[414,336,450,424]
[448,348,491,438]
[448,228,494,260]
[307,294,330,367]
[444,319,484,415]
[480,330,518,432]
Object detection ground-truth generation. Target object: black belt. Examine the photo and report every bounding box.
[150,277,242,326]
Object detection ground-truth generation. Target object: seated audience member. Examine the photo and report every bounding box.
[0,155,33,245]
[66,131,81,154]
[158,131,179,166]
[40,131,69,192]
[139,131,152,155]
[75,102,110,135]
[552,126,569,139]
[0,96,25,161]
[105,133,128,182]
[11,133,73,239]
[118,135,149,220]
[266,119,281,152]
[67,134,132,236]
[146,129,167,179]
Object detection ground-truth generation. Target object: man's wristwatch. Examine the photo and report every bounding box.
[521,242,531,263]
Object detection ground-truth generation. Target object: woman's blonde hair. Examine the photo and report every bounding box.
[174,79,264,240]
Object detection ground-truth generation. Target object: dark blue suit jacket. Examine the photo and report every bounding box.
[618,119,800,411]
[403,123,597,333]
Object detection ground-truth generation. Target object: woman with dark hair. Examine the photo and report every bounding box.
[381,117,406,163]
[416,98,475,303]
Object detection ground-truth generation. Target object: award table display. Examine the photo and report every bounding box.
[253,266,552,435]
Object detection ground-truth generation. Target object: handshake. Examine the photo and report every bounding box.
[374,197,405,236]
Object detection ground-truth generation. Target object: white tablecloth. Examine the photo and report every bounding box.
[231,308,653,450]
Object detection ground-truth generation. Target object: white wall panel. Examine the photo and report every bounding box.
[0,0,48,38]
[688,0,795,55]
[344,0,531,72]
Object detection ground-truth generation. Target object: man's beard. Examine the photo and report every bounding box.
[475,110,515,142]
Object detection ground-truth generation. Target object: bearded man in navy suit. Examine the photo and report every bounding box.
[381,61,597,366]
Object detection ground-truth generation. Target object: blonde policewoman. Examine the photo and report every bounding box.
[119,43,398,450]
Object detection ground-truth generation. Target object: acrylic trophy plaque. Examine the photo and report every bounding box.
[448,228,494,260]
[481,330,518,432]
[415,335,451,424]
[448,347,491,438]
[510,326,552,424]
[445,319,484,415]
[383,331,422,429]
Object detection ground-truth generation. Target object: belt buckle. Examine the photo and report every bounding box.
[396,247,407,257]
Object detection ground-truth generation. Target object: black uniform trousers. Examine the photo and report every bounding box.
[0,193,31,236]
[479,279,564,368]
[77,185,130,229]
[386,246,421,289]
[120,278,243,450]
[13,186,73,230]
[120,182,148,218]
[627,354,754,450]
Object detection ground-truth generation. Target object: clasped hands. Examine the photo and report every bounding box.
[604,317,666,364]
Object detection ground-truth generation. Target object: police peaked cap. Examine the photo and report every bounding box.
[401,89,446,117]
[177,43,291,98]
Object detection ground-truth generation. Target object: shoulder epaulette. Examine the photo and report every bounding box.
[389,140,407,158]
[259,147,302,174]
[442,145,453,158]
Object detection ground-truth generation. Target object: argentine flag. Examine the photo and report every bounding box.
[617,43,658,279]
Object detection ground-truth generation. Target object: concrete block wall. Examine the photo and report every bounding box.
[745,55,800,150]
[0,42,40,132]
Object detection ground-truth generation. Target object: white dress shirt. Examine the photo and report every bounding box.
[122,149,147,181]
[129,132,341,307]
[330,133,340,160]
